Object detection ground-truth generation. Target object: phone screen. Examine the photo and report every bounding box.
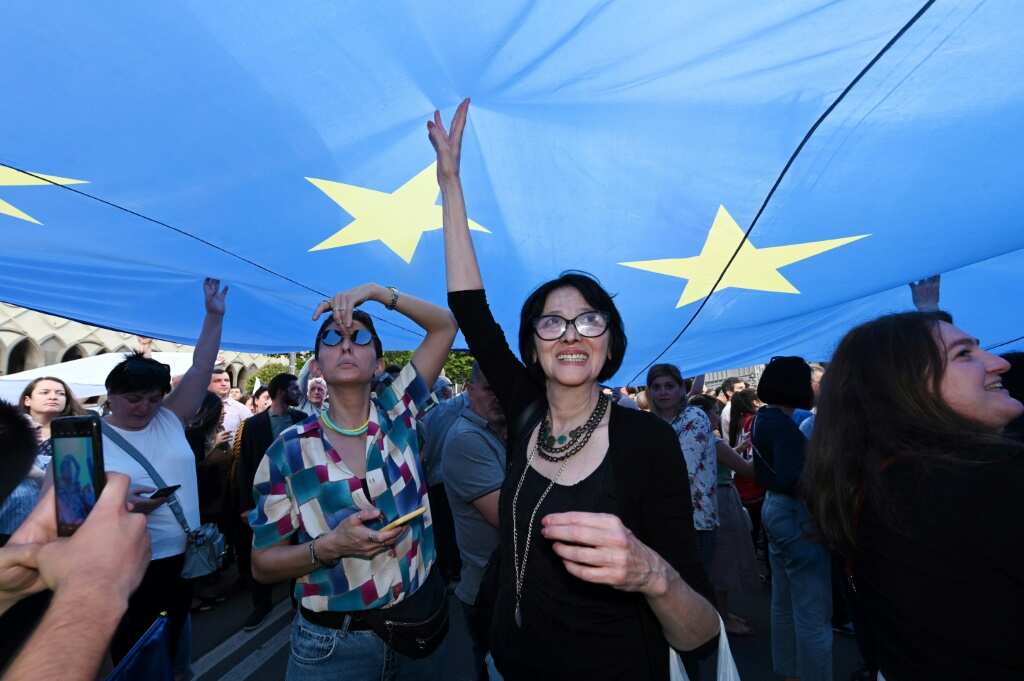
[52,430,102,536]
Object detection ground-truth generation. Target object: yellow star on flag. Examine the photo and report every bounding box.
[307,162,489,263]
[620,205,869,308]
[0,166,88,224]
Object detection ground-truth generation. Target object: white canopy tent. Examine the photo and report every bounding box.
[0,352,195,404]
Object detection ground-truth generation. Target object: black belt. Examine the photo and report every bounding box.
[300,606,374,631]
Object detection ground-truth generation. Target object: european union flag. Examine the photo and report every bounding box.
[2,1,1021,378]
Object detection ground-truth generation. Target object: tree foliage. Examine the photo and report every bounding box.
[246,362,290,393]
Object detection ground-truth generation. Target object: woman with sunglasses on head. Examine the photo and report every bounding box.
[804,312,1024,680]
[429,99,717,680]
[249,284,456,681]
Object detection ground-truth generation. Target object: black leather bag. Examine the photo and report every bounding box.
[363,566,449,659]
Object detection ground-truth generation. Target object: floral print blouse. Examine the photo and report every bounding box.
[670,406,718,530]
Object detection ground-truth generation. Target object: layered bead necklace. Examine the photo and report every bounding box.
[510,393,609,628]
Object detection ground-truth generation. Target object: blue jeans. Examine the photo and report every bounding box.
[762,492,832,681]
[286,611,446,681]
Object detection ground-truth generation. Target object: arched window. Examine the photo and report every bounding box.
[7,338,43,374]
[62,345,86,363]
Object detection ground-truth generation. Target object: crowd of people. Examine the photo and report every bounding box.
[0,100,1022,681]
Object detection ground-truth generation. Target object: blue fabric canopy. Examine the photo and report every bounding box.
[2,1,1020,380]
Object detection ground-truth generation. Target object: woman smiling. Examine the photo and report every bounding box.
[430,99,718,680]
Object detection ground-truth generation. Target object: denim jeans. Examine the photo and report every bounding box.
[286,611,446,681]
[762,492,832,681]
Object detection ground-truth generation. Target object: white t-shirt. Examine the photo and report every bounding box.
[720,400,733,442]
[103,407,200,560]
[221,398,252,444]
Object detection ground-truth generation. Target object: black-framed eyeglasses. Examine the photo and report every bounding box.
[532,311,609,341]
[319,328,374,347]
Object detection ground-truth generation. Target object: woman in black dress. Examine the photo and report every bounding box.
[428,99,718,680]
[804,311,1024,680]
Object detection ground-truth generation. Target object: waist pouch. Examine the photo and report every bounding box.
[363,566,449,659]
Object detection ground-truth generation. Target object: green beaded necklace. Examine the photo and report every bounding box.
[320,408,370,437]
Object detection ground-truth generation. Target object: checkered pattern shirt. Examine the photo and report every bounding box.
[249,363,436,612]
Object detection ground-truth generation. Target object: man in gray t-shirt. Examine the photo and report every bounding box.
[442,363,505,680]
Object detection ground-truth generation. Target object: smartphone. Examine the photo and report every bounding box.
[148,484,181,499]
[380,506,427,532]
[51,414,106,537]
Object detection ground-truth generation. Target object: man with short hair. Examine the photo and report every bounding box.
[718,376,747,440]
[305,377,327,415]
[209,366,251,443]
[234,372,305,630]
[442,363,506,680]
[229,386,242,402]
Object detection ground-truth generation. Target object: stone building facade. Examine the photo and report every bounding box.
[0,303,274,389]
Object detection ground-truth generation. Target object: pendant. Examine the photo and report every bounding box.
[514,603,522,628]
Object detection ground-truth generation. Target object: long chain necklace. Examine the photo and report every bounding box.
[536,393,609,463]
[510,397,607,628]
[320,408,369,437]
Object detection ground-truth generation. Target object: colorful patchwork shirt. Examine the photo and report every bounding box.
[249,363,435,612]
[670,405,719,530]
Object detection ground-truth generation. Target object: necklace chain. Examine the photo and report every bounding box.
[319,408,369,437]
[535,394,609,463]
[511,395,608,627]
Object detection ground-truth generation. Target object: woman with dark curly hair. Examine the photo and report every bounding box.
[804,311,1024,680]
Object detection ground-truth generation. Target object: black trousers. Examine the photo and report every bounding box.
[111,554,190,665]
[236,522,273,611]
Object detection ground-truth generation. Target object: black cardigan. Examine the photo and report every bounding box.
[449,289,715,680]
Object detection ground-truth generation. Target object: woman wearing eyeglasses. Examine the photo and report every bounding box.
[248,284,457,681]
[429,100,718,680]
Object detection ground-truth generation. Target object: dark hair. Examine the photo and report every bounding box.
[19,376,88,417]
[313,310,383,359]
[211,366,228,376]
[268,372,298,400]
[728,388,759,447]
[720,376,744,397]
[686,394,719,419]
[1001,352,1024,441]
[0,399,39,504]
[384,364,402,377]
[105,352,172,396]
[646,363,683,389]
[756,357,813,410]
[185,391,223,460]
[804,311,1024,557]
[517,272,627,383]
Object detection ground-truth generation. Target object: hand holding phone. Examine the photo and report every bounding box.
[51,415,105,537]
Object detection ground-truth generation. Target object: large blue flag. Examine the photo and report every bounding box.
[2,1,1021,379]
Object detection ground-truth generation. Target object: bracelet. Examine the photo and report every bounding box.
[385,286,400,311]
[310,537,339,569]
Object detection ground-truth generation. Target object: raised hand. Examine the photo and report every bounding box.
[203,277,229,317]
[427,98,470,183]
[312,283,381,330]
[541,511,667,595]
[909,274,940,312]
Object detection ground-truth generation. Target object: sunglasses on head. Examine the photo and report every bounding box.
[319,328,374,347]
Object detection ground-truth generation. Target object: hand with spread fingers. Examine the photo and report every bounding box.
[541,511,669,595]
[427,97,469,183]
[312,283,384,330]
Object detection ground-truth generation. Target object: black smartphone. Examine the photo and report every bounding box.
[51,414,106,537]
[148,484,181,499]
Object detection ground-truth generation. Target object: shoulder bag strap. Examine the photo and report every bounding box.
[101,421,193,535]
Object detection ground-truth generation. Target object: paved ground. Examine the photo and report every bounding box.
[190,564,866,680]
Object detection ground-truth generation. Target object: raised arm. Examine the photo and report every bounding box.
[311,283,456,390]
[429,98,483,292]
[164,278,228,422]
